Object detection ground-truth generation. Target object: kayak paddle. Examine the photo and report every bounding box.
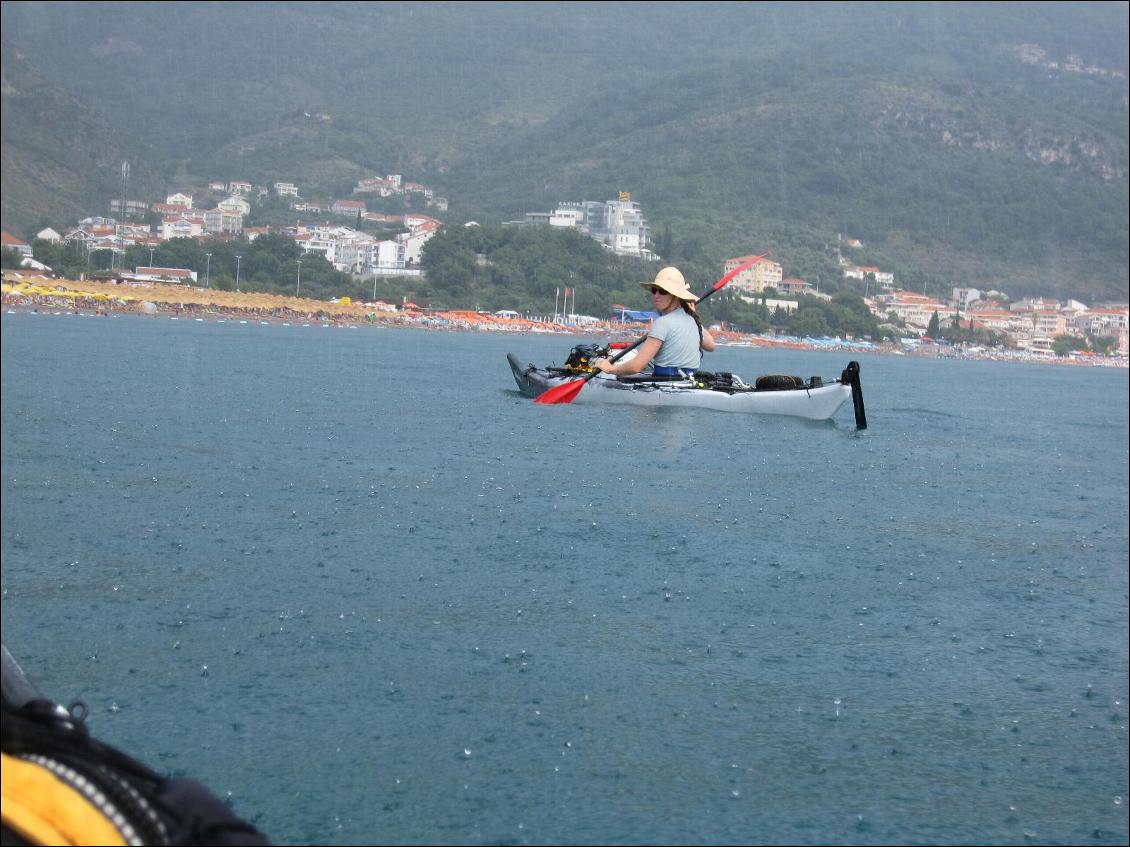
[534,253,769,405]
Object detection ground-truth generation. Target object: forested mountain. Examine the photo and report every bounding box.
[0,46,165,232]
[2,2,1126,301]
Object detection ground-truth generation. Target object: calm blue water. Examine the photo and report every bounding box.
[2,312,1127,846]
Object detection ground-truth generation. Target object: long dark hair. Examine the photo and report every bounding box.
[680,300,705,350]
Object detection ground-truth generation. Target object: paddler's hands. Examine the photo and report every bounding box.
[592,358,614,374]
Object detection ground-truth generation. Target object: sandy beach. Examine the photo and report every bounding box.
[3,275,1125,367]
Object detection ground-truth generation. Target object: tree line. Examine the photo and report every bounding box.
[7,223,890,340]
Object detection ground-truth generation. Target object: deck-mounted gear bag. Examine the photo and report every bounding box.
[1,694,270,846]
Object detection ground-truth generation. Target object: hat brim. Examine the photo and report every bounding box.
[640,281,698,302]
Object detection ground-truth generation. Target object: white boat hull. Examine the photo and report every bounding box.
[507,353,865,425]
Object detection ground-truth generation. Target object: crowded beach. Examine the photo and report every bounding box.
[2,275,1125,368]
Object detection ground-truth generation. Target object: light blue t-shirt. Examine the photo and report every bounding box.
[648,309,702,369]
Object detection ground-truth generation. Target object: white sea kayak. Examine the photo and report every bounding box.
[507,347,867,428]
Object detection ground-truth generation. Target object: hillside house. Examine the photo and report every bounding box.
[777,277,813,296]
[1,231,34,257]
[152,203,206,220]
[403,214,441,230]
[204,208,243,235]
[1030,310,1068,339]
[362,212,402,225]
[354,176,397,196]
[110,199,150,218]
[217,196,251,216]
[295,232,336,266]
[1010,297,1060,312]
[723,256,784,293]
[875,290,954,330]
[964,308,1017,333]
[332,199,366,217]
[1075,307,1129,338]
[160,217,204,240]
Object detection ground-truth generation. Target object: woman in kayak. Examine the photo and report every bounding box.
[592,266,715,377]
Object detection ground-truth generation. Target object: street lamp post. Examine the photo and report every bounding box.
[205,253,211,288]
[296,259,302,298]
[148,248,155,267]
[235,255,242,291]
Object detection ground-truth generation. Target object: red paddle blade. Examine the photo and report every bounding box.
[534,377,586,405]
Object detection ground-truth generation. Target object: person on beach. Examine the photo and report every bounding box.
[591,266,714,377]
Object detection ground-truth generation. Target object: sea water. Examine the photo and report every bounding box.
[2,311,1127,846]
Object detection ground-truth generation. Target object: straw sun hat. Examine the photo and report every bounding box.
[641,266,697,302]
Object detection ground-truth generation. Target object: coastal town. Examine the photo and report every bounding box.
[2,176,1127,366]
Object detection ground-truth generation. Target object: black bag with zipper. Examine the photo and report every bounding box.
[2,646,270,846]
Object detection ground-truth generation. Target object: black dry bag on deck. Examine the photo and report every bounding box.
[1,664,270,846]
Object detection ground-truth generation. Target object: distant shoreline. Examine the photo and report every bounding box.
[2,279,1126,369]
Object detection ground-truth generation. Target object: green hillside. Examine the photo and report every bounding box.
[2,2,1126,301]
[448,55,1127,299]
[0,46,165,232]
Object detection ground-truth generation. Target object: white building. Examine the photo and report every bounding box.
[520,198,652,257]
[204,208,243,235]
[549,208,584,228]
[365,240,406,274]
[334,236,377,274]
[399,224,438,266]
[297,233,336,265]
[217,196,251,216]
[603,199,651,257]
[165,192,193,208]
[2,231,34,257]
[160,217,204,240]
